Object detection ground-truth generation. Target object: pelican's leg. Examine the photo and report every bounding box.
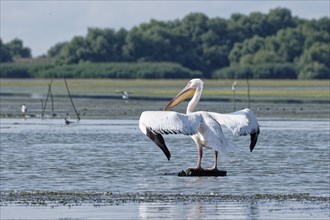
[208,150,219,171]
[195,145,203,170]
[191,136,203,170]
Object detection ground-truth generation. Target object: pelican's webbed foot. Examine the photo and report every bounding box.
[206,167,220,172]
[189,166,204,171]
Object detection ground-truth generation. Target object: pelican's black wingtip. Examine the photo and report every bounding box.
[146,128,172,161]
[250,128,260,152]
[164,144,171,161]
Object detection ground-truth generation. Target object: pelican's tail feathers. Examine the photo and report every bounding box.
[224,141,238,153]
[213,140,237,154]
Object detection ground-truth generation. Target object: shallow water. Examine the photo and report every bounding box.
[1,200,329,220]
[0,118,329,195]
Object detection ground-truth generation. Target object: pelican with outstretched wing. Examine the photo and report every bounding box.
[139,79,260,171]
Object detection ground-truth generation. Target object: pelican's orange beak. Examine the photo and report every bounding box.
[163,84,196,111]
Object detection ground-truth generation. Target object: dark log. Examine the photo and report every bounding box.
[178,168,227,177]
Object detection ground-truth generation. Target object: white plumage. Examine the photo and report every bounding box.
[21,104,27,113]
[139,79,260,170]
[209,108,259,136]
[139,111,200,136]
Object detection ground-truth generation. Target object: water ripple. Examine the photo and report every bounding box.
[1,118,329,196]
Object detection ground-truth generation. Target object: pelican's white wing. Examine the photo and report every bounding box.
[139,111,202,160]
[209,108,259,135]
[209,108,260,152]
[139,111,201,136]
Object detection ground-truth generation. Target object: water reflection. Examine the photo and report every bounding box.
[138,202,250,220]
[1,200,329,220]
[137,200,329,220]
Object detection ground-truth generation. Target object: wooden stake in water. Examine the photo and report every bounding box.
[246,77,250,108]
[64,79,80,121]
[232,81,237,111]
[41,79,53,118]
[40,99,43,117]
[49,83,54,117]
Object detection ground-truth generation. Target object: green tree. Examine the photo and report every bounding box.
[0,39,13,62]
[122,20,174,62]
[229,35,267,65]
[200,18,230,74]
[297,42,330,79]
[252,50,284,64]
[6,38,31,58]
[48,42,68,57]
[86,27,127,62]
[55,36,90,64]
[301,20,330,49]
[298,62,329,79]
[267,7,294,31]
[299,42,330,68]
[274,28,304,62]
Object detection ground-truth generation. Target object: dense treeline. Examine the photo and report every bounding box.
[1,8,329,79]
[0,62,201,79]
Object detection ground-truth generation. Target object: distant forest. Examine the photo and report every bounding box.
[1,8,329,79]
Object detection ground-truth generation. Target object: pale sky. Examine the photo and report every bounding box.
[1,1,329,57]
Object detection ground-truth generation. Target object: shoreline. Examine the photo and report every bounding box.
[1,97,329,119]
[1,191,329,207]
[1,92,329,104]
[1,78,329,119]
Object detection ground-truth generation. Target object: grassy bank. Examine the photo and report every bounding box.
[1,79,329,99]
[1,79,328,119]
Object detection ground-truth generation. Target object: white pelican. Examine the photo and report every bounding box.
[139,79,260,171]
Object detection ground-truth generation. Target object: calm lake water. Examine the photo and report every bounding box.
[1,118,329,195]
[0,117,329,219]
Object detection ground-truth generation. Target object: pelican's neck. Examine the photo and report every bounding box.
[187,87,202,114]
